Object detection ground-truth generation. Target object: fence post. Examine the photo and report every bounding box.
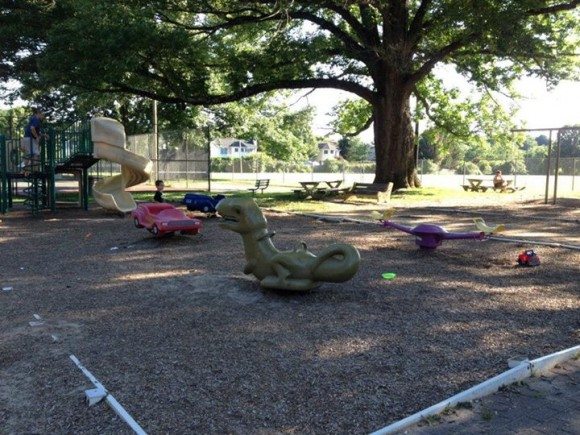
[152,100,159,181]
[544,130,553,204]
[0,135,6,213]
[206,126,212,193]
[573,158,576,191]
[553,130,561,205]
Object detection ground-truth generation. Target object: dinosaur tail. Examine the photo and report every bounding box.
[312,243,361,283]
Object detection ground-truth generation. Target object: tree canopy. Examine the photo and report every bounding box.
[2,0,578,188]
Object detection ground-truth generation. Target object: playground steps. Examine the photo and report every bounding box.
[22,171,49,215]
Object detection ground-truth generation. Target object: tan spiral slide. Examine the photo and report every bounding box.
[90,117,153,213]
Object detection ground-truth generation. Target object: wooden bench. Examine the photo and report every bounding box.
[248,179,270,195]
[340,182,393,203]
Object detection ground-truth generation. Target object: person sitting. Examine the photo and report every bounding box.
[154,179,165,202]
[493,170,508,190]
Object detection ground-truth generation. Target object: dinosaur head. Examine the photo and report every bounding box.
[216,197,267,234]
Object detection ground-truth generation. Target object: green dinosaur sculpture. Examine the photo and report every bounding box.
[217,198,361,291]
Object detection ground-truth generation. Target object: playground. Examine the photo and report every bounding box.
[3,1,579,431]
[0,191,578,432]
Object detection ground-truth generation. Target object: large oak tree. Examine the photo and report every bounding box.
[2,0,579,188]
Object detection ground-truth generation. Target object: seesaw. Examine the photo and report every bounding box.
[373,211,504,250]
[472,217,505,235]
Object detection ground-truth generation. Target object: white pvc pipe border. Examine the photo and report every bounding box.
[70,355,147,435]
[296,212,580,251]
[370,344,580,435]
[488,236,580,251]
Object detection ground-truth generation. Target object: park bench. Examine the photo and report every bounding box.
[339,182,393,203]
[248,179,270,195]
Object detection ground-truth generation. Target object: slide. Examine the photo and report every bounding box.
[90,117,153,213]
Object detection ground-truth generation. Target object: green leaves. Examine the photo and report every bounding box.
[2,0,577,186]
[210,94,317,161]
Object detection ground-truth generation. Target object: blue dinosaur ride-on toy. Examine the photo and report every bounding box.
[182,193,226,216]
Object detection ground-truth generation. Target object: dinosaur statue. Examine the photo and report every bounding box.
[216,198,361,291]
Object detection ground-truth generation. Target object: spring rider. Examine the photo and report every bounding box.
[217,198,361,291]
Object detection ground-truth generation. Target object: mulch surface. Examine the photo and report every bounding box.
[0,199,578,434]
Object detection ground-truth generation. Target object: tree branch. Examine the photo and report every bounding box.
[156,8,275,34]
[408,32,479,85]
[358,3,381,46]
[156,6,371,63]
[288,10,367,60]
[105,77,375,106]
[320,1,375,46]
[342,115,374,137]
[528,1,579,15]
[408,0,432,41]
[414,87,467,137]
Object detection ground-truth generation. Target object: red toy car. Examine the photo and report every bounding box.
[132,203,202,237]
[517,249,540,267]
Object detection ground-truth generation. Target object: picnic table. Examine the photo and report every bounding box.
[294,180,344,199]
[463,178,514,192]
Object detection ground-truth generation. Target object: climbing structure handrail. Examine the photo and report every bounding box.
[53,120,93,164]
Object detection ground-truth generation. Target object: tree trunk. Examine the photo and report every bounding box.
[372,85,419,189]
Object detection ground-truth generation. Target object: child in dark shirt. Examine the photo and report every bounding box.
[154,179,165,202]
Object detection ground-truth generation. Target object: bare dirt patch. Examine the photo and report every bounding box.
[0,200,578,434]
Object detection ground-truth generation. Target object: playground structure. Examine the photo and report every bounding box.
[217,197,361,291]
[0,117,151,215]
[90,117,152,213]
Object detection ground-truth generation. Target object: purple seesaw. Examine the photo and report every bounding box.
[381,220,485,250]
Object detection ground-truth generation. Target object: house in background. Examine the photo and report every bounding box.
[210,138,258,158]
[317,141,340,162]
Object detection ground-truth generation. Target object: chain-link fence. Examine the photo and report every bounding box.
[90,128,210,189]
[80,123,577,199]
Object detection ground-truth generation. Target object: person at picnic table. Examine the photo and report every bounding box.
[493,170,507,189]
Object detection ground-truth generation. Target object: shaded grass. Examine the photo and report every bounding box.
[93,186,501,213]
[7,185,510,213]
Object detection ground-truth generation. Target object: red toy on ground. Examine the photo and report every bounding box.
[132,203,202,237]
[517,249,541,267]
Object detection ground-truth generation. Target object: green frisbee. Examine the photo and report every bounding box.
[382,272,397,280]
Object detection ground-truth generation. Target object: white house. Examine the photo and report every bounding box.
[317,141,340,162]
[210,138,258,158]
